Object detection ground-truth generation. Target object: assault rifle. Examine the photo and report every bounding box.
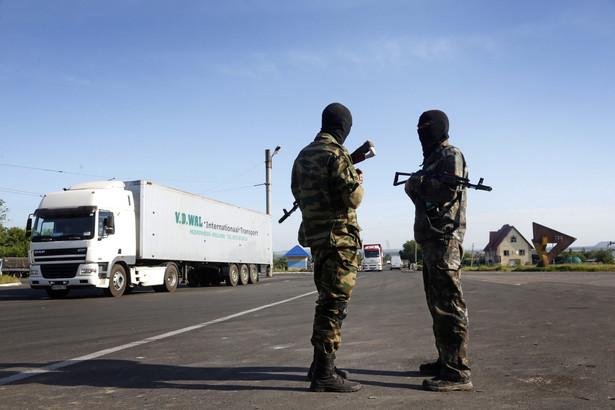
[279,140,376,224]
[393,171,492,191]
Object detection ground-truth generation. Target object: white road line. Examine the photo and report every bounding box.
[0,290,317,386]
[464,277,521,286]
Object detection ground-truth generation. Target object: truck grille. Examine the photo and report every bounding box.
[33,247,87,263]
[41,263,80,279]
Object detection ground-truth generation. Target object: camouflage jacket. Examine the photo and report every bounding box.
[291,133,363,249]
[407,140,468,243]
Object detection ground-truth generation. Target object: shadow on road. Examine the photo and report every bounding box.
[2,360,423,391]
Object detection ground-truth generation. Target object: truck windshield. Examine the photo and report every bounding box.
[31,208,96,242]
[364,250,380,258]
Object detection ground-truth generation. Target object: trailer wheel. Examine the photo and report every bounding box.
[238,264,249,285]
[248,264,258,284]
[224,264,239,286]
[105,264,126,297]
[46,288,70,299]
[161,263,179,292]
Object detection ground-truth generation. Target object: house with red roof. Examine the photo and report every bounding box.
[484,224,533,266]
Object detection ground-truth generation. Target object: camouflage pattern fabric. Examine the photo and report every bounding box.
[421,238,470,380]
[310,246,358,354]
[406,140,468,243]
[291,133,363,249]
[407,139,471,381]
[291,132,363,354]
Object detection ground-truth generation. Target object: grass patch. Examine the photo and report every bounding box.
[463,264,615,273]
[0,275,21,284]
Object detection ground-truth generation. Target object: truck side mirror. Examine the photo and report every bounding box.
[105,214,115,235]
[25,217,33,239]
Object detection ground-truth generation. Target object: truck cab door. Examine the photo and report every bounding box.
[97,210,125,263]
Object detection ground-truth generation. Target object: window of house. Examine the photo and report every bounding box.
[503,250,510,256]
[519,249,526,256]
[511,236,517,243]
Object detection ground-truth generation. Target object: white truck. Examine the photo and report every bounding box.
[362,243,383,271]
[27,180,272,298]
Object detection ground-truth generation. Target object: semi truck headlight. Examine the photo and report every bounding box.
[30,266,41,277]
[79,268,97,275]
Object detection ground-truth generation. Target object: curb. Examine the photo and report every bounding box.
[0,282,22,287]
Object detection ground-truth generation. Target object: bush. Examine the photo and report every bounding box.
[463,264,615,273]
[0,275,20,284]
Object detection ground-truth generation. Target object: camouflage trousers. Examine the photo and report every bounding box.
[420,238,471,380]
[310,246,358,354]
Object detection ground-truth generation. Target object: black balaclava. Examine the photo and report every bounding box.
[417,109,449,157]
[321,102,352,145]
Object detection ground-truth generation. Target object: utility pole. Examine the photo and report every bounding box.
[265,149,272,215]
[265,146,281,216]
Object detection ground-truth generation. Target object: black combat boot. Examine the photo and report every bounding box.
[309,350,361,393]
[419,360,441,376]
[307,347,350,380]
[422,376,473,392]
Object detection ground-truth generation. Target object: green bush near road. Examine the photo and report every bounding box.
[0,275,20,284]
[463,264,615,273]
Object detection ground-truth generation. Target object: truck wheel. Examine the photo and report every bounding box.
[224,264,239,286]
[46,288,70,299]
[105,264,126,297]
[248,264,258,284]
[161,263,179,292]
[239,264,249,285]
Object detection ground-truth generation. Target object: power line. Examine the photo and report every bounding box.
[0,187,44,197]
[0,160,266,196]
[200,162,263,195]
[0,162,111,179]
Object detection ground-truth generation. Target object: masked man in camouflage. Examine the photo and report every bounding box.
[404,110,473,392]
[291,102,363,393]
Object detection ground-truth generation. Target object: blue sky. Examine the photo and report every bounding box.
[1,0,614,252]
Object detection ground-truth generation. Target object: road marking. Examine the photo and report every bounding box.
[0,290,317,386]
[464,277,521,286]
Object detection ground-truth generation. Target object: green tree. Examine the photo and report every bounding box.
[0,199,29,257]
[0,226,29,257]
[273,256,288,271]
[0,198,7,227]
[593,249,614,264]
[400,240,422,263]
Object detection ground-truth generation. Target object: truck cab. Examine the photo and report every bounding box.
[362,243,383,271]
[28,181,136,298]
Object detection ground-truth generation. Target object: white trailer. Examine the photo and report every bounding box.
[27,180,272,298]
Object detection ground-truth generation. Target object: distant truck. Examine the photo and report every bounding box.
[362,243,383,271]
[27,180,272,298]
[0,257,30,277]
[390,255,402,270]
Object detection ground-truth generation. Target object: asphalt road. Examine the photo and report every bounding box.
[1,270,614,409]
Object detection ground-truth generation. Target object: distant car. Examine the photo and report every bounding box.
[390,255,402,270]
